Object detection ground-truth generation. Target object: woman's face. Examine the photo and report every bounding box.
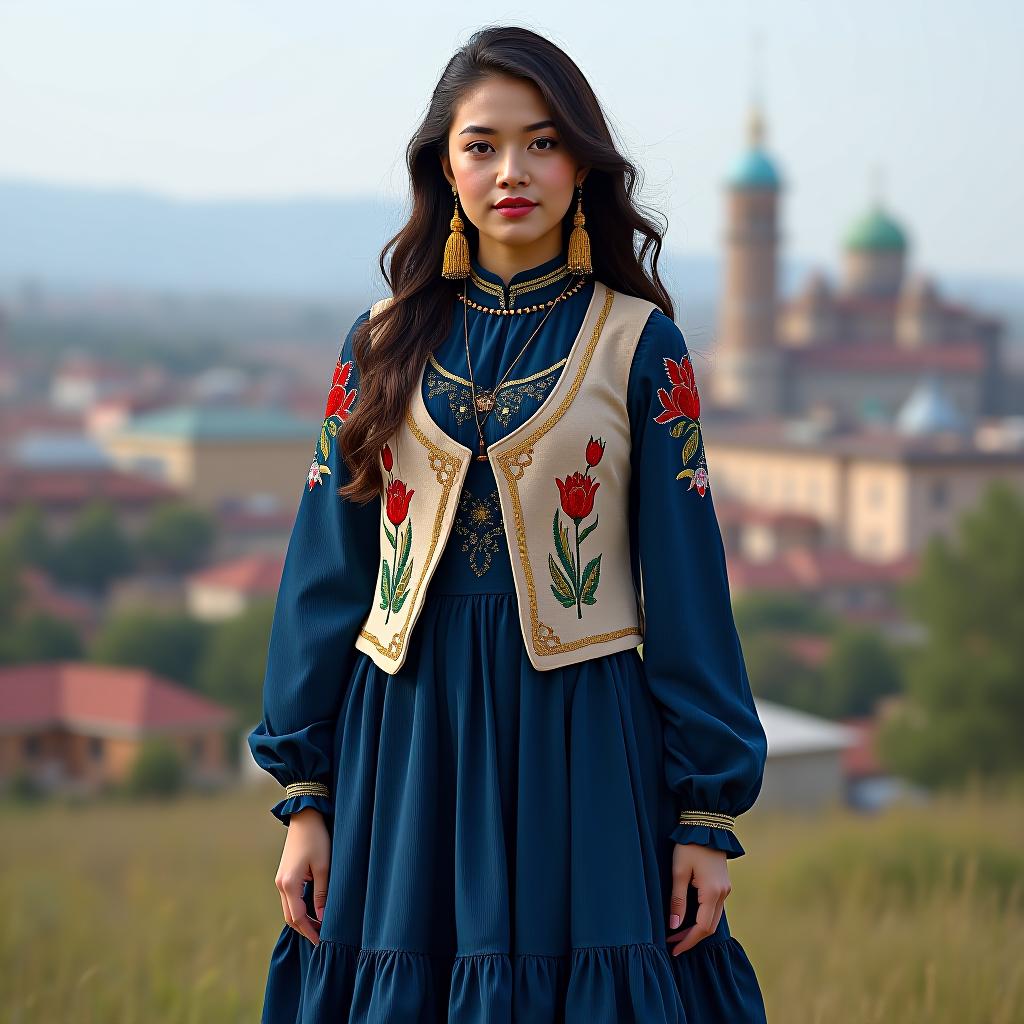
[441,74,586,266]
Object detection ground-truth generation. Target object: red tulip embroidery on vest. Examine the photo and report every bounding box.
[308,355,358,489]
[653,351,709,498]
[379,442,415,624]
[549,436,605,619]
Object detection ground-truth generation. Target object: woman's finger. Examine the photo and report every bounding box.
[311,857,331,925]
[707,893,725,938]
[278,886,291,929]
[667,872,691,931]
[669,886,724,954]
[283,872,320,945]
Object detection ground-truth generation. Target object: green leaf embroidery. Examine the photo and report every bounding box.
[681,423,700,465]
[392,559,414,611]
[577,514,599,547]
[548,553,576,607]
[319,426,329,462]
[394,519,413,584]
[382,515,396,549]
[579,553,602,605]
[552,509,576,583]
[379,560,392,610]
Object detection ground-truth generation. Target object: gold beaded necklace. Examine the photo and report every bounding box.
[459,272,585,462]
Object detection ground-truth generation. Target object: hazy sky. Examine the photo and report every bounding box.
[2,0,1021,278]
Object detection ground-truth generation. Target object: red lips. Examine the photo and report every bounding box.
[494,197,537,208]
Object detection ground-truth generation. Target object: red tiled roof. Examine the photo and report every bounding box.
[188,553,284,595]
[840,715,885,778]
[727,548,918,591]
[715,498,820,530]
[707,417,1022,464]
[18,567,95,628]
[0,662,234,733]
[790,342,985,373]
[0,406,85,436]
[779,632,832,668]
[0,465,178,510]
[55,356,138,383]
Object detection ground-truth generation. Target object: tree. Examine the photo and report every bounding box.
[1,502,53,571]
[0,611,83,665]
[0,537,23,626]
[741,631,824,713]
[53,500,135,593]
[127,739,185,797]
[90,611,210,688]
[138,502,217,573]
[196,598,274,724]
[878,481,1024,786]
[820,626,903,718]
[733,591,834,638]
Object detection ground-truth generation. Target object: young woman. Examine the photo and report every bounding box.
[248,25,769,1023]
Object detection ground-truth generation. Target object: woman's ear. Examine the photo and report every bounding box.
[576,167,591,187]
[440,151,455,189]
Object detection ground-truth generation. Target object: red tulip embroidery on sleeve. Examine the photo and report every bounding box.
[308,353,358,489]
[653,352,709,498]
[549,436,605,619]
[378,442,415,624]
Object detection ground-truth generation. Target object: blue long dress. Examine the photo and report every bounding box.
[248,252,769,1023]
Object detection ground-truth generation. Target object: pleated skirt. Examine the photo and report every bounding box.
[258,590,767,1023]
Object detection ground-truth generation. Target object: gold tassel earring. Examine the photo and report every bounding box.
[442,184,471,280]
[567,181,592,275]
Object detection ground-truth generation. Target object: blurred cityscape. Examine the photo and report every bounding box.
[1,99,1021,826]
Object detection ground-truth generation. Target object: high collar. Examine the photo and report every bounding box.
[465,251,576,311]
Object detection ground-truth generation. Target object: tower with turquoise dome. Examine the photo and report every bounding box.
[713,101,785,416]
[841,199,908,298]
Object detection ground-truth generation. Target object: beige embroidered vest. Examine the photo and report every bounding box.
[354,282,655,675]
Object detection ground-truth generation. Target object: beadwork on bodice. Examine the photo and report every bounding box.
[424,354,568,431]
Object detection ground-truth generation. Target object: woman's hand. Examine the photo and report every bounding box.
[666,843,731,955]
[275,806,331,946]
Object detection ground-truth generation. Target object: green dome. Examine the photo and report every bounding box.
[844,204,907,251]
[727,148,781,190]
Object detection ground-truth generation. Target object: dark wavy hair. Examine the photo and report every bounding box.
[339,24,675,504]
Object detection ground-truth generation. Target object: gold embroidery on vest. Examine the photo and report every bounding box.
[469,262,571,309]
[452,485,503,576]
[425,355,568,429]
[493,287,642,656]
[357,408,465,661]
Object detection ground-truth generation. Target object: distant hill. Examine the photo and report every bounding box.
[0,178,398,296]
[0,179,1019,351]
[0,178,722,302]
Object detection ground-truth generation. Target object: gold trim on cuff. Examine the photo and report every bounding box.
[284,781,331,800]
[677,810,737,833]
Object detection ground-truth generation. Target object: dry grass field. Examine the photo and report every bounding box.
[1,780,1021,1023]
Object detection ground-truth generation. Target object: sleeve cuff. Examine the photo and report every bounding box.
[671,810,747,859]
[270,781,333,826]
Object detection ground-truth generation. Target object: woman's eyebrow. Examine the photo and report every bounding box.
[458,120,556,136]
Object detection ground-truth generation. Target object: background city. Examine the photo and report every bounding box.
[1,3,1022,1021]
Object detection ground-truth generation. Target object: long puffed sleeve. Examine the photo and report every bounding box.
[627,309,768,858]
[248,309,380,826]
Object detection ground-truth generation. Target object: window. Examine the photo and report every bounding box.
[22,735,42,758]
[930,480,948,508]
[88,737,104,762]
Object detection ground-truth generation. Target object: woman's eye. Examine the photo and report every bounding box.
[465,138,559,156]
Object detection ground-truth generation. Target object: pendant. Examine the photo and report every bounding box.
[474,390,496,413]
[475,436,489,462]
